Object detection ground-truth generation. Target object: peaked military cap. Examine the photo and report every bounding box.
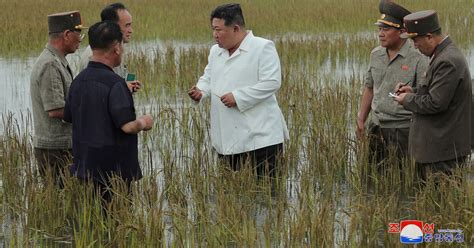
[375,0,411,29]
[400,10,441,38]
[48,11,88,34]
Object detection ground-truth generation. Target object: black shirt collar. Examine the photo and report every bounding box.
[87,61,115,71]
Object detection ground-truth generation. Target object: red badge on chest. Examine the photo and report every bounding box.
[401,65,409,71]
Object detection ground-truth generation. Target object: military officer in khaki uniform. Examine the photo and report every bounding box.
[394,10,472,180]
[30,11,87,186]
[357,0,428,165]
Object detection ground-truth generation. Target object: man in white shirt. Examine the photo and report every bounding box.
[188,3,289,179]
[76,2,140,93]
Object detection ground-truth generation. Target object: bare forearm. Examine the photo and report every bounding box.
[121,115,153,134]
[121,119,146,134]
[48,108,64,119]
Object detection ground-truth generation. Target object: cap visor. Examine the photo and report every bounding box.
[376,20,401,29]
[75,24,88,29]
[375,22,392,28]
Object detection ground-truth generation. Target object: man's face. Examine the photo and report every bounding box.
[411,35,433,56]
[378,26,402,49]
[64,29,83,54]
[211,18,236,50]
[117,9,133,43]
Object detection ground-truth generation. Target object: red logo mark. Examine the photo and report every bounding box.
[388,223,400,233]
[400,220,423,231]
[402,65,409,70]
[423,223,435,234]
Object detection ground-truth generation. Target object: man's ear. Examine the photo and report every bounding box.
[114,42,121,55]
[233,24,240,32]
[63,30,71,41]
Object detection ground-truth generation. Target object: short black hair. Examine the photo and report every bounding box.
[210,3,245,27]
[100,2,127,22]
[88,21,123,50]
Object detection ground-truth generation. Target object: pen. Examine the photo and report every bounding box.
[395,81,411,93]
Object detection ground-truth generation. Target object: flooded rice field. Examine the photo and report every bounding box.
[1,0,473,246]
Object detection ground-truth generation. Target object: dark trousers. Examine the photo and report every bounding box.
[368,125,409,165]
[218,143,283,178]
[34,148,72,188]
[416,156,468,182]
[80,176,133,216]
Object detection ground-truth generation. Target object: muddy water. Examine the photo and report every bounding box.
[1,42,473,127]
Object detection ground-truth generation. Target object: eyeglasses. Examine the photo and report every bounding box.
[68,29,85,41]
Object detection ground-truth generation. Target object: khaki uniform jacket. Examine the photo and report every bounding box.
[30,44,73,149]
[403,37,471,163]
[365,40,428,128]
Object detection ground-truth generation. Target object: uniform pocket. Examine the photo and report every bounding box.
[371,67,384,86]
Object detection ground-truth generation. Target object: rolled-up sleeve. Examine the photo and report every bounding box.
[40,62,66,111]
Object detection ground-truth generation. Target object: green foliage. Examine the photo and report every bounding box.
[1,0,472,56]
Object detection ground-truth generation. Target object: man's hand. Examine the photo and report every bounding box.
[394,82,413,94]
[220,92,236,108]
[393,93,408,105]
[138,114,153,131]
[356,117,365,140]
[127,80,141,93]
[188,86,203,102]
[121,114,154,134]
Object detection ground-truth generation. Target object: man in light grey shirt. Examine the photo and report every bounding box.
[76,2,140,92]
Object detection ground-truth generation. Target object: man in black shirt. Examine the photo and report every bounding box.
[64,21,153,204]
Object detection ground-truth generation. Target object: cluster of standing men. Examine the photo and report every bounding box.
[30,1,471,204]
[30,3,289,203]
[357,0,471,180]
[30,4,153,201]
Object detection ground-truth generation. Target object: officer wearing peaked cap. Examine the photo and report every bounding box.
[30,11,87,187]
[376,0,410,28]
[394,10,472,181]
[48,11,88,34]
[400,10,441,39]
[357,0,428,168]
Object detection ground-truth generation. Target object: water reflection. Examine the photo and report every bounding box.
[1,42,473,126]
[0,57,35,116]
